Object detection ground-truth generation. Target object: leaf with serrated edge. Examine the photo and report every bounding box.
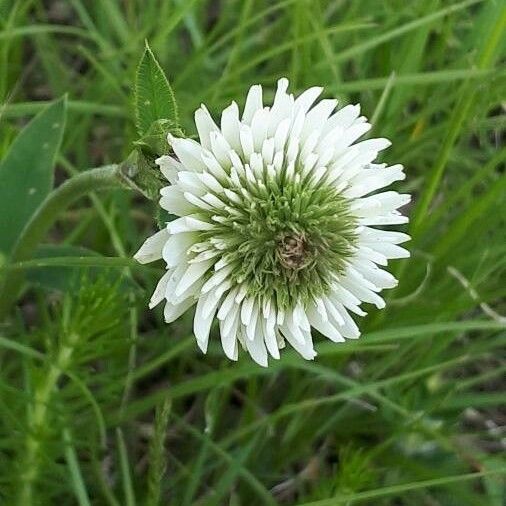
[135,42,178,136]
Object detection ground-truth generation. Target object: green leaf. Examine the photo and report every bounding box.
[26,244,100,292]
[135,42,178,136]
[0,96,67,257]
[26,245,141,293]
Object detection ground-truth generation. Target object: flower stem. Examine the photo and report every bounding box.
[0,164,130,319]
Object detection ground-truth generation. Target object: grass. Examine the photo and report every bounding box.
[0,0,505,504]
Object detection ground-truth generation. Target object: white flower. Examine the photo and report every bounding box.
[135,78,410,366]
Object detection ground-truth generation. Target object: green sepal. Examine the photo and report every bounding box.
[156,208,173,231]
[118,150,166,202]
[133,118,183,158]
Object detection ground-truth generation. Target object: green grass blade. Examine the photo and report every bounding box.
[410,3,506,236]
[116,428,136,506]
[63,427,92,506]
[298,469,506,505]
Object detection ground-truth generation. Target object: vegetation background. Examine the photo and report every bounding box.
[0,0,505,504]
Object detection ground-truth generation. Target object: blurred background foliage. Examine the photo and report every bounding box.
[0,0,505,504]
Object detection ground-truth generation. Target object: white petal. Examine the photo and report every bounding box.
[220,306,240,360]
[329,286,366,317]
[315,297,329,321]
[209,131,232,168]
[341,275,385,309]
[294,86,323,115]
[198,171,225,194]
[155,155,181,183]
[201,150,229,181]
[221,101,242,152]
[323,297,345,326]
[250,108,269,151]
[366,242,410,259]
[164,297,195,323]
[293,304,310,332]
[195,104,219,150]
[246,302,260,341]
[360,227,410,245]
[244,322,268,367]
[280,324,316,360]
[162,231,197,267]
[324,104,361,134]
[201,264,233,294]
[353,260,398,289]
[332,123,371,154]
[354,137,391,154]
[273,118,291,153]
[267,78,293,136]
[172,275,205,305]
[261,137,275,165]
[160,186,195,215]
[356,246,388,267]
[164,263,186,299]
[168,135,207,171]
[134,228,168,264]
[194,291,221,352]
[167,216,214,234]
[202,287,222,317]
[183,191,213,211]
[301,99,338,141]
[354,191,411,214]
[214,257,229,270]
[353,192,411,226]
[217,287,239,320]
[242,84,263,124]
[285,309,306,344]
[175,259,214,297]
[345,164,405,199]
[301,130,319,159]
[201,192,226,209]
[359,213,409,226]
[347,265,380,292]
[177,171,207,197]
[334,305,360,339]
[239,125,255,160]
[241,297,254,326]
[263,313,280,359]
[307,304,345,342]
[149,270,172,309]
[273,151,284,171]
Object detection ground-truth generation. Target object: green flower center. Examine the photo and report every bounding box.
[201,171,358,310]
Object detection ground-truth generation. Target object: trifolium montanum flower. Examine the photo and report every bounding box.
[135,78,410,366]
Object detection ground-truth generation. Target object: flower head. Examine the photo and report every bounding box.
[135,79,410,366]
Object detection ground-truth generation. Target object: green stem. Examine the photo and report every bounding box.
[17,331,80,504]
[0,165,129,319]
